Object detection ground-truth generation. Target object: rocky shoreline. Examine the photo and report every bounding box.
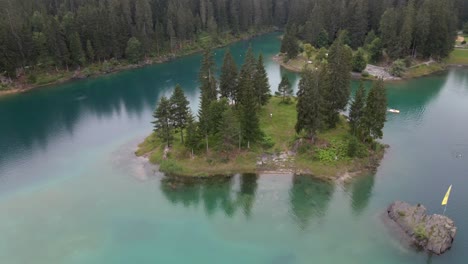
[386,201,456,255]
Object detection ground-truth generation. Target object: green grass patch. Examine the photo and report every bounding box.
[405,63,445,78]
[447,49,468,65]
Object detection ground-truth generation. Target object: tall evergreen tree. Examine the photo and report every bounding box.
[219,49,238,103]
[253,54,270,106]
[125,37,143,64]
[152,96,174,147]
[349,81,366,136]
[197,49,218,152]
[352,48,367,72]
[239,75,262,148]
[86,39,95,62]
[278,75,293,102]
[322,31,353,128]
[296,68,322,141]
[362,79,387,142]
[170,84,190,143]
[69,32,86,66]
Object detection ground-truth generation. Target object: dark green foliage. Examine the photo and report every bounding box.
[0,0,458,76]
[281,30,299,59]
[69,32,86,66]
[315,29,329,48]
[239,74,262,147]
[216,107,241,153]
[207,99,229,136]
[185,114,201,152]
[198,49,218,136]
[295,69,322,141]
[390,59,406,77]
[352,48,367,72]
[322,31,353,128]
[253,54,270,106]
[464,22,468,34]
[152,96,174,146]
[362,79,387,142]
[219,49,238,103]
[278,75,293,102]
[86,40,95,62]
[170,85,190,143]
[367,38,383,63]
[316,47,328,62]
[125,37,143,64]
[349,81,366,135]
[364,30,377,47]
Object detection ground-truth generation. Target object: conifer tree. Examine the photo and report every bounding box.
[217,107,241,153]
[278,75,293,102]
[362,79,387,142]
[352,48,367,72]
[198,49,218,141]
[219,49,238,103]
[253,54,270,106]
[125,37,143,64]
[86,39,95,62]
[170,84,190,143]
[239,76,261,148]
[152,96,174,147]
[69,32,86,66]
[296,69,322,141]
[237,47,256,107]
[184,113,200,154]
[281,30,299,59]
[322,31,353,128]
[349,81,366,136]
[315,29,329,48]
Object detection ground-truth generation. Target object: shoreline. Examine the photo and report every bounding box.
[273,53,466,81]
[0,29,277,98]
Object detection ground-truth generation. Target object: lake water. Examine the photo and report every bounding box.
[1,33,468,263]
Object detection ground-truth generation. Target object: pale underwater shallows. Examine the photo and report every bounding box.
[1,33,468,263]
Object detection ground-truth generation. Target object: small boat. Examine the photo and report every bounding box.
[388,109,400,114]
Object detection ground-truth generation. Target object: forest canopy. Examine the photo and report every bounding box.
[0,0,466,77]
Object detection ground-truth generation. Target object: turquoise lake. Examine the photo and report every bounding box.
[1,33,468,263]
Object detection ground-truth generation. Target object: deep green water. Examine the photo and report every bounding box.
[1,33,468,263]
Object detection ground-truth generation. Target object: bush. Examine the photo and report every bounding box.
[414,224,428,241]
[159,159,184,175]
[403,56,413,67]
[315,138,349,162]
[27,73,37,84]
[352,48,367,72]
[361,71,370,77]
[261,135,275,149]
[462,40,467,45]
[347,136,368,158]
[390,59,406,77]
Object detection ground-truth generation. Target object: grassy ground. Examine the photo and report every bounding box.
[405,63,445,78]
[447,49,468,65]
[137,97,384,180]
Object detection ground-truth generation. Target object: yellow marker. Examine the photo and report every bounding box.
[442,185,452,206]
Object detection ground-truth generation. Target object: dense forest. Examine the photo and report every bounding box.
[0,0,466,77]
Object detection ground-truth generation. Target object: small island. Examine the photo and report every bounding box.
[387,201,457,255]
[137,38,387,180]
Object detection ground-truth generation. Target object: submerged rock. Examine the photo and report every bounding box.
[387,201,456,255]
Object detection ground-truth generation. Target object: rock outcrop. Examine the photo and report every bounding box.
[387,201,456,255]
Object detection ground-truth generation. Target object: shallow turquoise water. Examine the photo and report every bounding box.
[1,33,468,263]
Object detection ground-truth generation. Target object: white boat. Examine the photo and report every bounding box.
[388,109,400,114]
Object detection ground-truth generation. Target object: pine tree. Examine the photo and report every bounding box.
[303,43,314,60]
[349,81,366,136]
[296,68,322,141]
[184,113,200,153]
[217,107,241,153]
[278,75,293,102]
[152,96,174,147]
[69,32,86,66]
[237,46,256,107]
[362,79,387,142]
[253,54,270,106]
[352,48,367,72]
[219,49,238,103]
[315,29,329,48]
[281,30,299,59]
[367,37,382,63]
[322,31,353,128]
[125,37,143,64]
[86,39,95,62]
[197,49,217,151]
[170,84,190,143]
[239,75,262,148]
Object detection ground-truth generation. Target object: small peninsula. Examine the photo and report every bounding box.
[137,38,387,180]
